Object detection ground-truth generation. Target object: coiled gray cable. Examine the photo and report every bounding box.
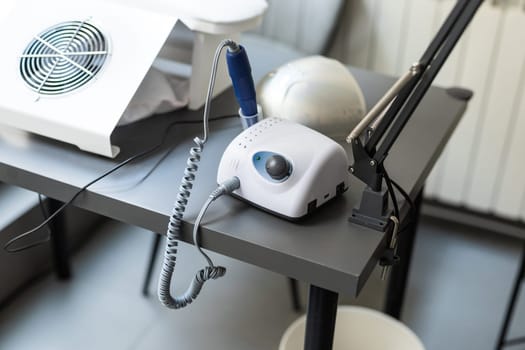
[158,39,241,309]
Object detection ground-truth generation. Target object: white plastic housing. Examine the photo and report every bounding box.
[0,0,266,158]
[217,118,350,219]
[0,0,177,157]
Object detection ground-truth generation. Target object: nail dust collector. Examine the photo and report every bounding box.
[0,0,265,157]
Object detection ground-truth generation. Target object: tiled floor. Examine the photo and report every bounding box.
[0,216,523,350]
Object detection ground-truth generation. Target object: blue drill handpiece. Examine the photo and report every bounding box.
[226,45,258,125]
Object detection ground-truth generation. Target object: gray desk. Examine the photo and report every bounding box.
[0,67,467,349]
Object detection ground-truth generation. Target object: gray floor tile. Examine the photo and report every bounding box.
[403,218,523,350]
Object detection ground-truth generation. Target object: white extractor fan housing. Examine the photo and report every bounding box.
[0,0,266,157]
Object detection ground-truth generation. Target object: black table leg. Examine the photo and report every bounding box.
[142,233,162,296]
[288,278,302,312]
[304,285,338,350]
[495,241,525,350]
[384,187,423,319]
[47,198,71,280]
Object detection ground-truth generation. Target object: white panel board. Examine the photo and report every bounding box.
[522,186,525,222]
[263,0,302,47]
[493,65,525,220]
[345,0,379,69]
[398,0,439,72]
[328,1,352,61]
[492,6,525,220]
[437,4,504,205]
[465,8,525,212]
[369,0,411,75]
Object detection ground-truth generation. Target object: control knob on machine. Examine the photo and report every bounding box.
[265,154,291,180]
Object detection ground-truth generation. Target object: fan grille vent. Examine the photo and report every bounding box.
[19,20,108,96]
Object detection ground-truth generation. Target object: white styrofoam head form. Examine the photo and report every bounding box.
[256,56,367,141]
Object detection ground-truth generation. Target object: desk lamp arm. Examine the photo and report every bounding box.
[347,65,421,191]
[346,0,482,229]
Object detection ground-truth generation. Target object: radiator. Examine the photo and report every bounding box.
[331,0,525,222]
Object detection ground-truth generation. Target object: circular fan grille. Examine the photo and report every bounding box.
[19,20,108,96]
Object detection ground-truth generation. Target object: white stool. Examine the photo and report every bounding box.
[280,306,425,350]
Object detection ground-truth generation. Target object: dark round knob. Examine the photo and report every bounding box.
[265,154,290,180]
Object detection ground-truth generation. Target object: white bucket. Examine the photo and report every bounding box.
[279,306,425,350]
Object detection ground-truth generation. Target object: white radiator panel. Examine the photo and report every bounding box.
[334,0,525,222]
[424,0,468,199]
[344,0,380,68]
[368,0,411,75]
[465,10,525,213]
[437,5,504,205]
[254,0,343,55]
[397,0,440,76]
[495,81,525,220]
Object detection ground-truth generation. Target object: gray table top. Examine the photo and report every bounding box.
[0,68,467,296]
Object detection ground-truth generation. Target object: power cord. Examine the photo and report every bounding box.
[157,177,240,309]
[157,39,242,309]
[381,165,415,232]
[380,166,415,278]
[13,194,54,251]
[379,166,419,277]
[391,178,415,224]
[193,178,241,269]
[3,114,237,253]
[382,166,400,220]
